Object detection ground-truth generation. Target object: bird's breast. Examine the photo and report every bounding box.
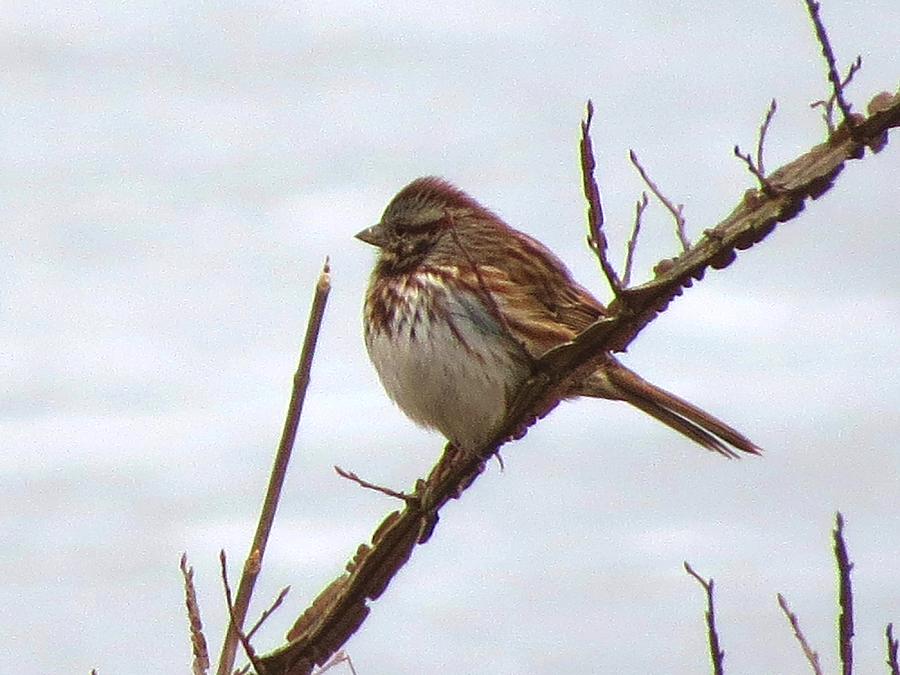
[363,269,528,450]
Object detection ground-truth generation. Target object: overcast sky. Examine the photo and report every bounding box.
[2,1,899,674]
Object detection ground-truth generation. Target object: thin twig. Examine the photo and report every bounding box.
[246,586,291,642]
[220,551,267,675]
[684,562,724,675]
[735,100,779,194]
[580,100,623,294]
[622,192,648,287]
[181,553,211,675]
[810,56,862,134]
[734,145,772,193]
[314,651,358,675]
[757,98,777,177]
[804,0,858,135]
[216,258,332,675]
[777,592,823,675]
[887,623,899,675]
[335,465,414,502]
[833,512,854,675]
[629,150,690,252]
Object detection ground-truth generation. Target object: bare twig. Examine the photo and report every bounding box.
[216,258,332,675]
[181,554,211,675]
[220,551,267,675]
[629,150,690,252]
[734,145,772,193]
[777,593,823,675]
[622,192,648,287]
[247,586,291,642]
[811,57,863,135]
[684,562,724,675]
[580,100,623,294]
[887,623,899,675]
[314,651,358,675]
[757,98,777,177]
[804,0,859,135]
[335,465,414,502]
[735,99,779,194]
[833,512,854,675]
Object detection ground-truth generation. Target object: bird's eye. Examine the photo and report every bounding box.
[392,209,444,235]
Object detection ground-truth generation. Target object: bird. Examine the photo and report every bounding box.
[356,176,760,458]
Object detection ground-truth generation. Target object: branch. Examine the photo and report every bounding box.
[314,651,358,675]
[811,56,863,135]
[247,586,292,642]
[622,192,648,287]
[334,465,414,503]
[581,100,623,294]
[181,554,211,675]
[804,0,859,136]
[777,592,823,675]
[887,623,899,675]
[684,562,724,675]
[734,99,778,194]
[217,258,332,675]
[833,512,854,675]
[757,98,777,177]
[221,551,267,675]
[629,150,690,252]
[259,91,900,674]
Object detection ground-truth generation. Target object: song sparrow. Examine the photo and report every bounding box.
[357,176,760,457]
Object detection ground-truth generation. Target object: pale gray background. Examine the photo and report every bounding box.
[2,1,898,673]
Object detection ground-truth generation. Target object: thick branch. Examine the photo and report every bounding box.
[259,89,900,674]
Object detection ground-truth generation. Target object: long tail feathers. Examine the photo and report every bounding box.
[585,363,762,458]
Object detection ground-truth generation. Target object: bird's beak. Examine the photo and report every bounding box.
[355,222,387,248]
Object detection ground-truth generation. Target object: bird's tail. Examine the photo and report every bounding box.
[581,360,761,458]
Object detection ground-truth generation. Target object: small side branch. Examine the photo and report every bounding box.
[887,623,899,675]
[630,150,690,252]
[181,554,211,675]
[580,100,623,294]
[757,99,777,177]
[220,551,267,675]
[735,99,778,194]
[335,465,415,503]
[314,651,359,675]
[804,0,859,135]
[811,56,863,135]
[684,562,725,675]
[833,512,855,675]
[246,586,291,642]
[777,593,823,675]
[622,192,648,287]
